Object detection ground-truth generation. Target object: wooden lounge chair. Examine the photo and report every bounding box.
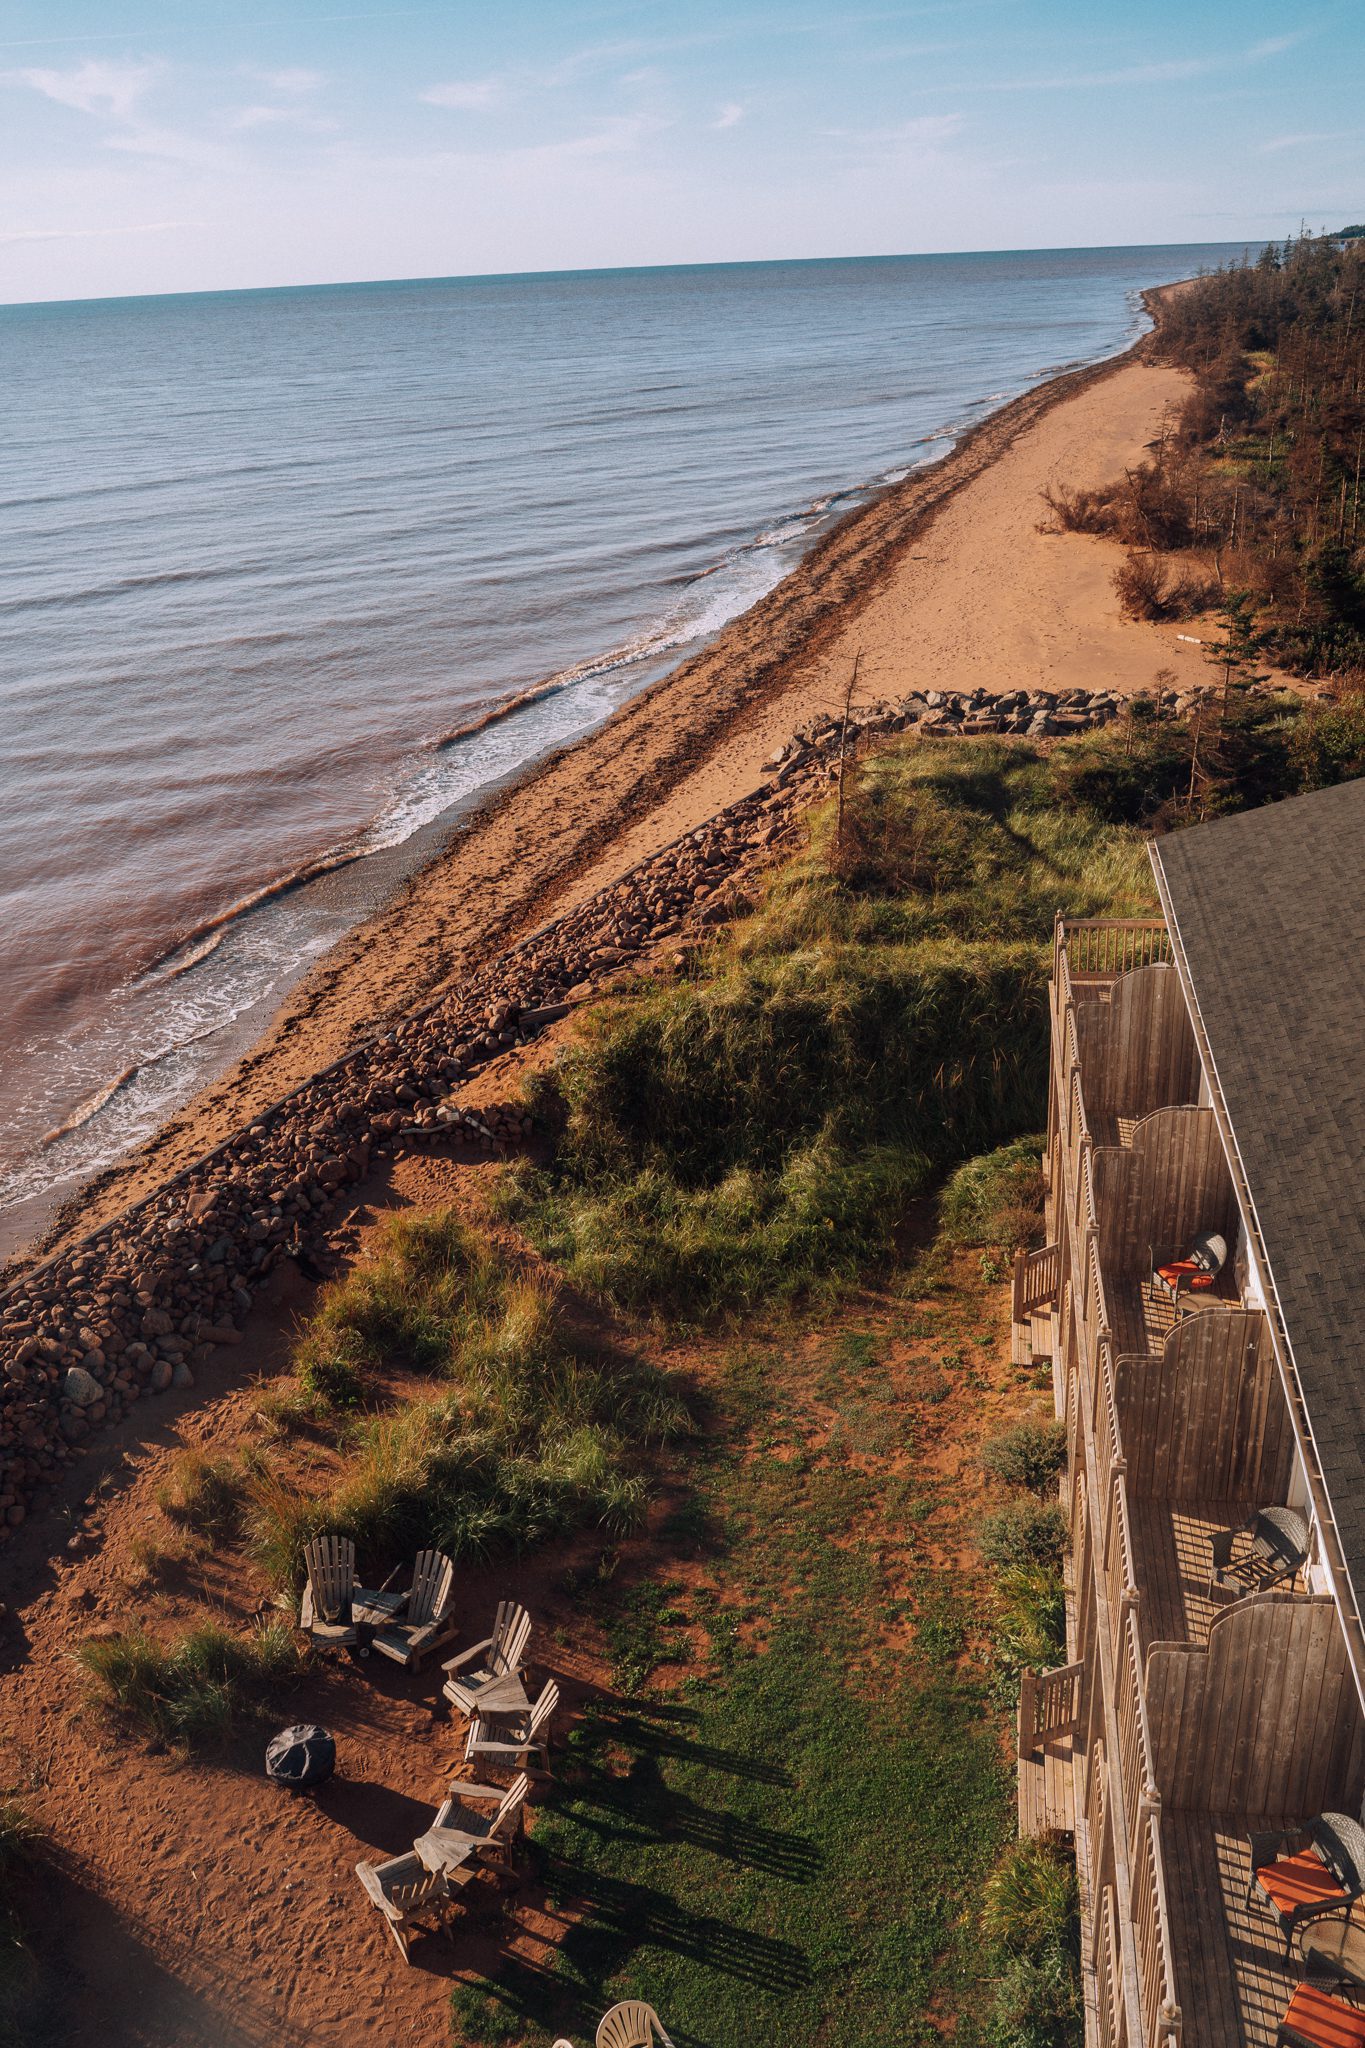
[466,1679,559,1777]
[1249,1813,1365,1955]
[369,1549,457,1669]
[1208,1505,1310,1600]
[1277,1983,1365,2048]
[300,1532,358,1649]
[428,1773,530,1873]
[441,1600,531,1716]
[1152,1229,1227,1305]
[596,2002,675,2048]
[355,1850,451,1962]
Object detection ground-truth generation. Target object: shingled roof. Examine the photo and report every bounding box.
[1151,777,1365,1627]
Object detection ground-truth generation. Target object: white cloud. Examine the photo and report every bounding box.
[229,103,338,133]
[5,58,160,121]
[422,77,502,111]
[248,67,326,96]
[1248,33,1308,60]
[714,101,744,129]
[0,219,197,247]
[1259,131,1334,153]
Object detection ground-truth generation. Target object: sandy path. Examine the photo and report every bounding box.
[50,338,1194,1246]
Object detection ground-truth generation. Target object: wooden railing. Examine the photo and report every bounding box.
[1019,1660,1085,1755]
[1132,1807,1183,2048]
[1051,910,1186,2048]
[1012,1241,1059,1321]
[1059,917,1172,981]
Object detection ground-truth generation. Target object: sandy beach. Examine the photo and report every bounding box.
[32,307,1202,1254]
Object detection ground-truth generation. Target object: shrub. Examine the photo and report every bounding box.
[992,1562,1068,1677]
[76,1621,303,1750]
[939,1140,1045,1252]
[979,1501,1067,1572]
[154,1451,246,1541]
[1113,551,1171,621]
[982,1836,1082,2048]
[981,1421,1067,1494]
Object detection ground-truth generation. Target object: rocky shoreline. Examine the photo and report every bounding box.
[0,680,1196,1542]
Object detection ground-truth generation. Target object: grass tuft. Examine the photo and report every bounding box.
[75,1620,303,1751]
[154,1451,246,1542]
[981,1420,1067,1495]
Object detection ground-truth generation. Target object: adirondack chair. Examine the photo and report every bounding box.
[300,1533,358,1649]
[596,2002,675,2048]
[466,1678,559,1777]
[441,1600,531,1715]
[428,1773,530,1874]
[354,1850,450,1962]
[370,1549,457,1669]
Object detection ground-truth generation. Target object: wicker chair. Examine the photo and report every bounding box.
[1277,1982,1365,2048]
[1249,1813,1365,1955]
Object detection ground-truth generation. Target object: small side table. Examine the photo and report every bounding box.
[1300,1914,1365,1991]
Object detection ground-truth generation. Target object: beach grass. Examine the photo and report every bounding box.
[496,737,1154,1317]
[245,1210,691,1591]
[75,1620,304,1752]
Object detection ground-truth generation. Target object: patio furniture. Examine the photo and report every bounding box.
[441,1600,532,1717]
[264,1723,336,1791]
[1301,1915,1365,1993]
[1209,1505,1311,1599]
[1277,1982,1365,2048]
[1249,1813,1365,1954]
[300,1533,358,1649]
[1153,1230,1227,1305]
[466,1678,559,1777]
[597,2002,675,2048]
[415,1775,530,1882]
[369,1549,457,1670]
[355,1849,452,1963]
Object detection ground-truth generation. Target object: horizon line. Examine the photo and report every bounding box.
[0,234,1265,314]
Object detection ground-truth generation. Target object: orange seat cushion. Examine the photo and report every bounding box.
[1258,1848,1349,1916]
[1282,1984,1365,2048]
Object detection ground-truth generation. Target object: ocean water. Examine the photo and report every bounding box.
[0,243,1246,1245]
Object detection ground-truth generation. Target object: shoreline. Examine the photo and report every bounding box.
[8,284,1192,1270]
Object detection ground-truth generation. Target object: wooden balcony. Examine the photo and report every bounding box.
[1043,916,1365,2048]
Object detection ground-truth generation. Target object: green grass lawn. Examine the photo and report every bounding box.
[451,1290,1023,2048]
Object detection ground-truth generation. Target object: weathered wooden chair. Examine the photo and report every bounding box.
[1208,1505,1310,1600]
[1249,1812,1365,1955]
[465,1678,559,1777]
[596,2001,675,2048]
[441,1600,532,1716]
[300,1532,358,1649]
[428,1773,530,1875]
[370,1549,457,1669]
[354,1850,451,1962]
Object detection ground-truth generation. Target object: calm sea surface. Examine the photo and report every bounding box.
[0,244,1245,1242]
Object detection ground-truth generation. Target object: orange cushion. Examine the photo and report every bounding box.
[1258,1848,1349,1915]
[1283,1984,1365,2048]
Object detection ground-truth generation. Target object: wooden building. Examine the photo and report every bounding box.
[1015,778,1365,2047]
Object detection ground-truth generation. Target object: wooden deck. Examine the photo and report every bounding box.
[1128,1498,1307,1651]
[1110,1271,1242,1362]
[1018,1729,1077,1837]
[1162,1810,1303,2048]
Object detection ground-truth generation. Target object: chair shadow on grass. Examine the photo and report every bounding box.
[591,1698,793,1787]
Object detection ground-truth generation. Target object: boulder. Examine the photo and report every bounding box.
[62,1367,103,1409]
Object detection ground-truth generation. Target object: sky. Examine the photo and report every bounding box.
[0,1,1361,305]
